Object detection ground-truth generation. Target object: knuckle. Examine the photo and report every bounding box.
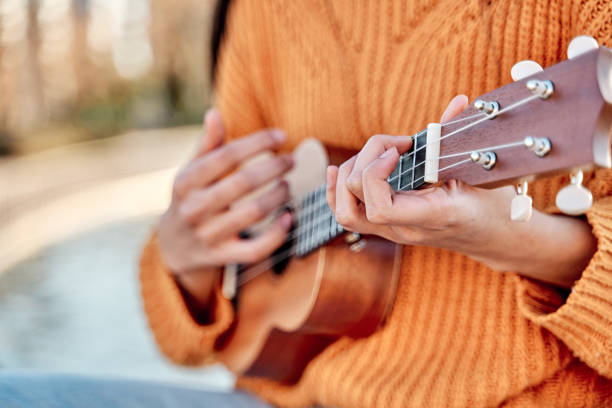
[247,200,267,220]
[346,174,362,193]
[335,211,355,228]
[269,156,292,176]
[172,174,189,200]
[338,160,351,174]
[365,206,388,224]
[195,228,214,245]
[255,130,276,149]
[177,203,197,224]
[234,171,255,191]
[368,134,385,148]
[217,144,237,163]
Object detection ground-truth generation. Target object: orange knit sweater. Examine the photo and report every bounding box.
[140,1,612,406]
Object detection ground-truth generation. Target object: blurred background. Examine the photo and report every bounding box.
[0,0,234,390]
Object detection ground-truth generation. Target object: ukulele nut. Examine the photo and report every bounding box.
[470,151,497,170]
[523,136,551,157]
[526,79,554,99]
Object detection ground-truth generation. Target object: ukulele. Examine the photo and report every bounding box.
[215,36,612,384]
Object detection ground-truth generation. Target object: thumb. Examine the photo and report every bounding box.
[440,94,469,123]
[196,108,225,157]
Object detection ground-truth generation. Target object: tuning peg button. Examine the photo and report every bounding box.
[511,181,533,222]
[567,35,599,59]
[511,60,543,81]
[556,170,593,215]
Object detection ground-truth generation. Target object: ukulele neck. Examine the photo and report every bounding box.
[295,185,344,257]
[387,129,429,192]
[295,129,429,257]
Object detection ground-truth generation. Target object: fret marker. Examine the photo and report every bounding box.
[424,122,441,183]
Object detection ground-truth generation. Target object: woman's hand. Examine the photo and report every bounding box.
[327,96,597,288]
[158,109,293,308]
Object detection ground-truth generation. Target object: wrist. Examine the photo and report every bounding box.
[469,210,597,288]
[175,267,223,319]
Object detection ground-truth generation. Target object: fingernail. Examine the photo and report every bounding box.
[279,212,293,230]
[272,130,286,143]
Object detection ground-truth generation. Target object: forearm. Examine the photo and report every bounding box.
[467,210,597,289]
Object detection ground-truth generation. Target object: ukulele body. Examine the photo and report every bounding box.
[215,139,401,383]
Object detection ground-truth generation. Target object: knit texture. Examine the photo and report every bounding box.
[139,1,612,406]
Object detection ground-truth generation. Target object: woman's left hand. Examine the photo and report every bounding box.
[326,95,598,289]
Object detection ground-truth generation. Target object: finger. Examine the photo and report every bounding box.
[195,181,290,243]
[334,156,370,232]
[175,128,286,197]
[195,109,225,158]
[362,147,399,224]
[180,154,293,224]
[326,166,338,213]
[440,94,469,123]
[346,134,412,201]
[219,212,293,264]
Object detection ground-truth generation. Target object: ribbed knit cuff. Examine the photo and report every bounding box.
[139,233,234,366]
[517,197,612,378]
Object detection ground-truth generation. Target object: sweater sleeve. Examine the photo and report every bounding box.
[139,233,234,365]
[517,0,612,380]
[139,0,265,366]
[516,195,612,379]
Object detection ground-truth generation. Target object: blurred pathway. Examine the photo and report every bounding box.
[0,127,234,390]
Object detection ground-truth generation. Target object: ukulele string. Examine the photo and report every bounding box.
[237,246,297,286]
[390,139,527,188]
[235,147,474,287]
[235,94,543,287]
[387,93,541,185]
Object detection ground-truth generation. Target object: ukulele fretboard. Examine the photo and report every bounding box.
[388,129,429,192]
[295,185,344,257]
[295,128,429,257]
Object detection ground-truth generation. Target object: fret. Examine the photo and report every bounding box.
[396,152,403,191]
[296,184,344,258]
[306,191,315,252]
[388,164,401,191]
[389,129,428,192]
[412,131,427,190]
[313,186,324,248]
[410,134,417,190]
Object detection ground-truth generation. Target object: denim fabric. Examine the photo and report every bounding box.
[0,372,271,408]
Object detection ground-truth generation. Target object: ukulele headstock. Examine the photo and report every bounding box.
[432,43,612,189]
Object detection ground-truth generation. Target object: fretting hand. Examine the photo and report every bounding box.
[326,95,597,288]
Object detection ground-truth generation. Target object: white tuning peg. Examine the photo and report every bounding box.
[555,170,593,215]
[568,35,599,59]
[511,181,533,222]
[511,60,543,81]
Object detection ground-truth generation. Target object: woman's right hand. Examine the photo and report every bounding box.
[158,109,294,307]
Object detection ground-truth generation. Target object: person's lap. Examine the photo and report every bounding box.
[0,372,270,408]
